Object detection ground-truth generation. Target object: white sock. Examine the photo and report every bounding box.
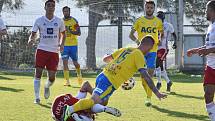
[161,70,171,83]
[156,67,162,83]
[34,79,40,99]
[91,104,106,113]
[76,91,87,99]
[206,102,215,121]
[45,80,53,88]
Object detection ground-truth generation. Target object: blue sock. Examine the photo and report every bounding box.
[34,79,40,99]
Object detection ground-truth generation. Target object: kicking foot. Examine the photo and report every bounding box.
[104,107,122,117]
[34,98,40,104]
[145,98,152,107]
[44,87,50,99]
[156,83,162,90]
[167,81,173,92]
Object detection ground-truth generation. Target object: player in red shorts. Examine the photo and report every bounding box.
[155,11,177,92]
[52,81,121,121]
[187,1,215,120]
[28,0,66,104]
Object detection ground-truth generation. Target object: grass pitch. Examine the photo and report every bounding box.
[0,71,209,121]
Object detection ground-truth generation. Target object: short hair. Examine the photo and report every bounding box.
[141,35,155,45]
[145,0,155,7]
[207,1,215,12]
[157,11,165,21]
[45,0,55,6]
[62,6,70,11]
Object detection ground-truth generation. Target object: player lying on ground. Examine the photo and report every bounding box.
[52,81,121,121]
[187,1,215,120]
[62,35,167,121]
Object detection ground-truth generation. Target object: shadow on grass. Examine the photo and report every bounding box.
[152,105,209,121]
[170,92,204,100]
[169,74,203,83]
[38,103,51,109]
[0,86,24,92]
[0,75,14,80]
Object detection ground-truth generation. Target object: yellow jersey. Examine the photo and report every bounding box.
[64,17,80,46]
[103,48,146,89]
[132,16,163,52]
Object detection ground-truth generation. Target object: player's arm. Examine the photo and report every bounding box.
[103,54,113,63]
[28,32,37,46]
[187,46,206,57]
[172,32,177,49]
[139,68,167,100]
[59,31,66,51]
[129,29,139,45]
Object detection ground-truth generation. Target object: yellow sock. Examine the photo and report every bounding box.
[141,77,152,98]
[64,70,69,81]
[76,67,82,77]
[73,98,94,112]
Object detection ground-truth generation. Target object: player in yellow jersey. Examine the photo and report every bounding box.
[62,35,167,121]
[129,0,163,106]
[62,6,83,86]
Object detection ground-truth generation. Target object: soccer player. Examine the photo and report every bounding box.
[62,6,82,86]
[28,0,66,104]
[187,1,215,120]
[52,81,121,121]
[129,0,163,106]
[0,17,7,39]
[62,35,167,121]
[155,11,177,92]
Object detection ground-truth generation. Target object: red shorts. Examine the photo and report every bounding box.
[52,94,94,121]
[35,49,59,71]
[157,49,168,61]
[204,66,215,85]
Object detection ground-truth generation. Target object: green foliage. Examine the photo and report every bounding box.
[0,27,35,69]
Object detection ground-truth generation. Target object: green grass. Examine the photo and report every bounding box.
[0,71,209,121]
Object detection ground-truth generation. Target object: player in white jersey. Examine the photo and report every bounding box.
[187,1,215,120]
[155,11,177,92]
[0,17,7,39]
[28,0,66,104]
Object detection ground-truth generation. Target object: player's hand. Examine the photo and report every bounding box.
[155,92,167,100]
[172,42,177,49]
[198,48,210,56]
[28,39,34,47]
[59,44,64,52]
[187,48,198,57]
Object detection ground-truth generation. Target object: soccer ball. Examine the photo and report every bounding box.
[121,77,136,90]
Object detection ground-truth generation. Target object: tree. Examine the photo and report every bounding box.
[0,0,25,13]
[74,0,144,69]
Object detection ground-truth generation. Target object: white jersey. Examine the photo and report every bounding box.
[0,18,6,30]
[32,16,65,53]
[206,22,215,69]
[158,21,175,50]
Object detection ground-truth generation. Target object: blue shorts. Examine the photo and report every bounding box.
[144,52,157,69]
[93,73,116,102]
[61,46,78,61]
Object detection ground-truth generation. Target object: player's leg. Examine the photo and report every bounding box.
[204,66,215,120]
[155,50,163,90]
[141,52,156,106]
[76,81,94,99]
[61,46,70,86]
[62,73,120,121]
[33,49,47,104]
[160,49,172,91]
[44,52,59,99]
[71,46,83,85]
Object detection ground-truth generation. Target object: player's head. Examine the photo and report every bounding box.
[157,11,165,22]
[63,6,71,18]
[206,1,215,22]
[139,35,154,54]
[144,0,155,17]
[44,0,55,14]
